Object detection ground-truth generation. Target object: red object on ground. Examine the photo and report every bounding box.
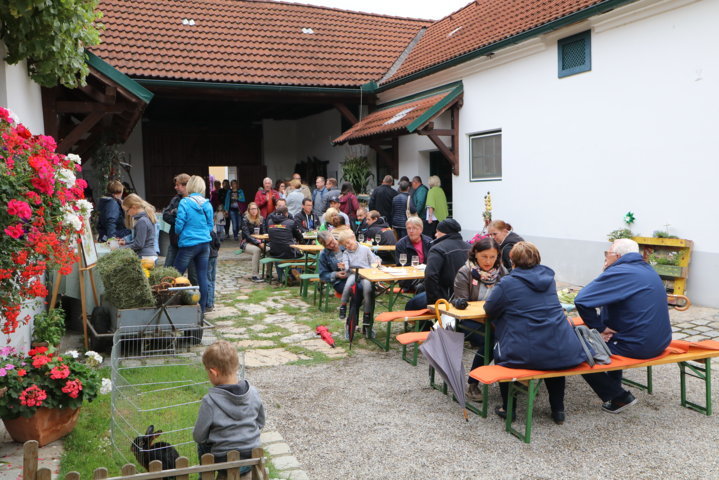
[315,325,335,348]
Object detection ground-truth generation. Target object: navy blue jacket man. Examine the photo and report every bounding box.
[575,239,671,413]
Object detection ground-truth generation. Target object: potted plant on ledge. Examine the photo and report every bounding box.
[0,346,108,446]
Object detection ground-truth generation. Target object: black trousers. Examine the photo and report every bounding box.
[581,370,626,402]
[500,377,566,412]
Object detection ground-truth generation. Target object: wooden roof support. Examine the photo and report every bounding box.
[417,101,461,175]
[58,112,105,154]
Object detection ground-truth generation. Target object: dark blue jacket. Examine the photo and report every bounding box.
[574,252,671,359]
[97,196,129,241]
[484,265,586,370]
[318,247,344,286]
[390,192,410,229]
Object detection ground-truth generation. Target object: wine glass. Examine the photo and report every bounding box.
[411,255,419,268]
[399,253,408,267]
[374,233,381,245]
[358,233,365,243]
[373,257,382,269]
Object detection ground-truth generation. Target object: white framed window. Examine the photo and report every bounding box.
[469,130,502,181]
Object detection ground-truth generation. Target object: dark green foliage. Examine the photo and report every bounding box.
[149,266,181,286]
[652,230,679,239]
[32,307,65,346]
[341,156,374,194]
[97,249,154,309]
[0,0,103,87]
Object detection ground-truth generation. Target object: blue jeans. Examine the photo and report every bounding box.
[207,257,217,308]
[229,209,241,240]
[405,291,427,311]
[174,242,210,312]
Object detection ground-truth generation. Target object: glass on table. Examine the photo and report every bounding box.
[372,257,382,269]
[253,227,260,235]
[358,233,365,243]
[399,253,407,267]
[411,255,419,268]
[374,233,381,245]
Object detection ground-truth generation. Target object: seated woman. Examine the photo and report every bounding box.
[453,237,507,402]
[241,202,265,283]
[487,220,524,271]
[484,241,585,424]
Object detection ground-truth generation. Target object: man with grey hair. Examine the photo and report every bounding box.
[254,177,280,218]
[575,238,672,413]
[317,230,348,293]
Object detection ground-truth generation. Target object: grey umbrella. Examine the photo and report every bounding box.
[419,299,468,421]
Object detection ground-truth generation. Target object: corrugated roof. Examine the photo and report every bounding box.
[382,0,630,85]
[333,83,462,144]
[91,0,431,87]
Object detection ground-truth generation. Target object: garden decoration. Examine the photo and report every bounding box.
[483,192,492,227]
[0,345,110,445]
[315,325,335,348]
[0,107,91,335]
[607,211,637,242]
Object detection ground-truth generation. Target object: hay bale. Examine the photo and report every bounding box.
[149,266,180,286]
[97,249,155,309]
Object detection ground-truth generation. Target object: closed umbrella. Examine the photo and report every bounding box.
[419,299,468,421]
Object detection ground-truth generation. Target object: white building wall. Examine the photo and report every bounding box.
[263,119,298,182]
[296,109,345,180]
[0,43,45,134]
[390,0,719,306]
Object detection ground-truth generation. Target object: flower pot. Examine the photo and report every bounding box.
[2,407,80,446]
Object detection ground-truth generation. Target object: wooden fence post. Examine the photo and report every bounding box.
[200,453,215,480]
[23,440,39,480]
[175,456,189,480]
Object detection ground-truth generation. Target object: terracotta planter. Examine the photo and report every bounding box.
[2,407,80,446]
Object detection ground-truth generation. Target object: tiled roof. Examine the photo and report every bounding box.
[383,0,627,85]
[333,83,462,144]
[91,0,430,87]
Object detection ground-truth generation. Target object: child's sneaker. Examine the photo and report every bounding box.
[339,304,347,319]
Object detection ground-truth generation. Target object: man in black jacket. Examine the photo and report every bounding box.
[368,175,398,220]
[294,198,320,233]
[406,218,469,310]
[267,206,303,260]
[364,210,397,264]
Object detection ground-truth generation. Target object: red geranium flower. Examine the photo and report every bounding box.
[62,379,83,398]
[19,385,47,407]
[50,364,70,379]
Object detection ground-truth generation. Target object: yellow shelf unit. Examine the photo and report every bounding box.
[633,236,693,296]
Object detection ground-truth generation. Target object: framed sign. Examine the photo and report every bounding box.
[78,215,98,267]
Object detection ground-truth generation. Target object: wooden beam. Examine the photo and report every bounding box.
[451,102,460,175]
[334,103,358,124]
[418,128,454,137]
[56,101,127,113]
[40,87,60,140]
[58,112,104,153]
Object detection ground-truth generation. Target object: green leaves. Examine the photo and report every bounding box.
[0,0,103,87]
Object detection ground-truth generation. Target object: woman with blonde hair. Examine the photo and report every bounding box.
[174,175,214,312]
[424,175,448,238]
[119,194,157,261]
[241,202,265,282]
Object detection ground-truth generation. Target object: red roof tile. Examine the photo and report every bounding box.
[383,0,623,85]
[92,0,430,87]
[333,84,462,144]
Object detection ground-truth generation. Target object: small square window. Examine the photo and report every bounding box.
[558,30,591,78]
[470,130,501,181]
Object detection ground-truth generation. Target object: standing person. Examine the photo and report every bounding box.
[405,219,469,311]
[173,175,214,313]
[206,230,221,312]
[194,341,265,480]
[410,176,428,227]
[484,242,586,424]
[291,173,312,199]
[254,177,280,218]
[338,182,359,223]
[487,220,524,271]
[424,175,448,238]
[162,173,190,268]
[285,179,305,217]
[97,180,131,242]
[214,205,226,240]
[575,238,672,413]
[276,179,287,199]
[241,202,265,283]
[294,198,319,233]
[322,178,340,213]
[368,175,398,221]
[223,179,246,241]
[219,179,231,238]
[391,180,411,239]
[210,180,222,210]
[312,176,328,218]
[119,193,157,262]
[452,238,507,401]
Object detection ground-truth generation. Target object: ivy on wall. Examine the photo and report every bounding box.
[0,0,103,88]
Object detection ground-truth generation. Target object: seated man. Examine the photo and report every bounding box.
[576,238,672,413]
[353,207,368,236]
[405,218,469,311]
[294,198,320,233]
[267,205,303,258]
[394,216,432,292]
[363,210,397,264]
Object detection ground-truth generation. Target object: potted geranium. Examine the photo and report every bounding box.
[0,345,110,446]
[0,106,90,337]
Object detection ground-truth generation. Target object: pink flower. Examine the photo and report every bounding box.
[62,379,82,398]
[50,364,70,379]
[7,199,32,220]
[4,224,24,239]
[19,385,47,407]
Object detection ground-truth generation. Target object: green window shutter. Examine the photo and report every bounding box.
[558,30,591,78]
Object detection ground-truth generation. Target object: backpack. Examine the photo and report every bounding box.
[574,325,612,367]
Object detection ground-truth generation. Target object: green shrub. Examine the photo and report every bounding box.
[32,308,66,346]
[97,249,154,309]
[607,228,634,242]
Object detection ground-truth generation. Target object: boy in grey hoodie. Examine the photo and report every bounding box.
[194,341,265,478]
[337,230,380,334]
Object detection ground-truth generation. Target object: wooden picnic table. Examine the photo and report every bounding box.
[251,233,269,241]
[358,266,425,312]
[291,244,324,254]
[360,242,396,252]
[427,300,491,417]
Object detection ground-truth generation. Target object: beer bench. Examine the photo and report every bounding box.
[469,339,719,443]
